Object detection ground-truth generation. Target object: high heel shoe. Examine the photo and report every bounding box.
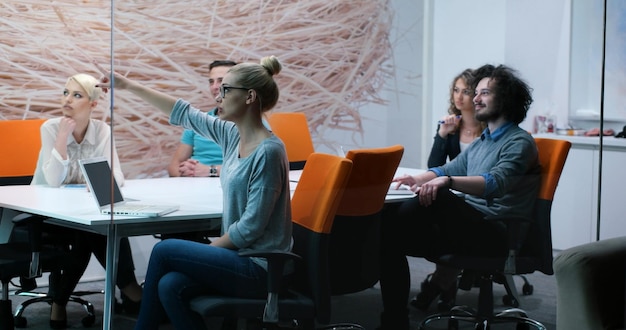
[436,279,457,312]
[410,274,441,311]
[120,292,141,315]
[409,273,457,312]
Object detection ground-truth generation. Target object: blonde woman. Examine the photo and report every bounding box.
[99,56,292,330]
[32,73,142,328]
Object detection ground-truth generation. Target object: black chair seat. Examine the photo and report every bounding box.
[434,254,543,275]
[190,292,315,320]
[0,243,67,279]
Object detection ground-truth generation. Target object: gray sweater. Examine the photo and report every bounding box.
[170,99,292,271]
[439,124,541,218]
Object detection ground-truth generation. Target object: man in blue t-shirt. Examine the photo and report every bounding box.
[167,60,237,177]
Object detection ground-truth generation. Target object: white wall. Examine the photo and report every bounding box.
[353,0,573,167]
[316,0,425,168]
[426,0,506,166]
[360,0,568,168]
[423,0,571,163]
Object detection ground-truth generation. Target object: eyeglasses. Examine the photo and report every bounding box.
[219,85,250,98]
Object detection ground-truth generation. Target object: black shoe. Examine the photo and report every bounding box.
[436,280,457,312]
[410,274,442,311]
[114,293,141,316]
[19,276,38,292]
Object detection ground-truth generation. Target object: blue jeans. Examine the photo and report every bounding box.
[134,239,268,330]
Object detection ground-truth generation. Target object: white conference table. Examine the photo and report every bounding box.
[0,167,423,329]
[288,166,424,202]
[0,177,223,330]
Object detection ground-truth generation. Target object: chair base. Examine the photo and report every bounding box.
[221,318,362,330]
[12,291,98,328]
[418,306,546,330]
[0,299,15,330]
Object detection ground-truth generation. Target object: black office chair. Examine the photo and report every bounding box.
[0,119,96,328]
[190,153,354,329]
[418,138,571,330]
[0,212,80,330]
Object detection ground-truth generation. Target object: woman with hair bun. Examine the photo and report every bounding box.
[100,56,292,330]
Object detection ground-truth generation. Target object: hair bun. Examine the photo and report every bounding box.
[260,55,282,76]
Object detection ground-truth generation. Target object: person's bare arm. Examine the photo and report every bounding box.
[53,117,75,160]
[417,175,485,206]
[392,170,438,192]
[446,175,485,196]
[168,144,193,177]
[98,72,177,115]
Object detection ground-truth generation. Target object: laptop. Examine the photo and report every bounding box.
[79,157,179,217]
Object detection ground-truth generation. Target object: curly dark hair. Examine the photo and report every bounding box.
[472,64,533,124]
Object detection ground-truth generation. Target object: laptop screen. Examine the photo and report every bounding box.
[80,158,124,207]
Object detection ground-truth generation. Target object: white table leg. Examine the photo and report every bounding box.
[102,223,119,330]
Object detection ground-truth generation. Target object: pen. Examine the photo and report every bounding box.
[438,115,462,124]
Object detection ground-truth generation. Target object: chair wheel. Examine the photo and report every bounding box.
[14,315,27,328]
[502,294,519,308]
[447,319,459,330]
[522,283,534,295]
[82,314,96,327]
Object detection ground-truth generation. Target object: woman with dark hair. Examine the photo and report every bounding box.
[427,69,486,168]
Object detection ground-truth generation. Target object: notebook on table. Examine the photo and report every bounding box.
[79,157,179,217]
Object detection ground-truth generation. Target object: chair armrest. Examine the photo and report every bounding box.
[238,249,301,260]
[484,214,532,224]
[238,250,301,293]
[12,213,47,278]
[238,250,301,323]
[12,213,47,251]
[484,214,533,274]
[484,214,532,246]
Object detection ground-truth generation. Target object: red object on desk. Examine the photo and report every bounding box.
[584,128,615,136]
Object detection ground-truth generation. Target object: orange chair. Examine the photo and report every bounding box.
[190,153,354,328]
[267,112,315,170]
[419,137,571,330]
[0,119,46,185]
[329,145,404,294]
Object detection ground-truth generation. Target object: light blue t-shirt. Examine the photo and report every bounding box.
[180,108,223,165]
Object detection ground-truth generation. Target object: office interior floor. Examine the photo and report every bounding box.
[7,256,557,330]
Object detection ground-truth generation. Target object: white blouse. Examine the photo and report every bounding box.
[31,117,124,187]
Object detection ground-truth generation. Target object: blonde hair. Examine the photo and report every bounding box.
[228,55,282,112]
[67,73,101,101]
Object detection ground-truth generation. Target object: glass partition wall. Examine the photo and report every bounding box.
[569,0,626,243]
